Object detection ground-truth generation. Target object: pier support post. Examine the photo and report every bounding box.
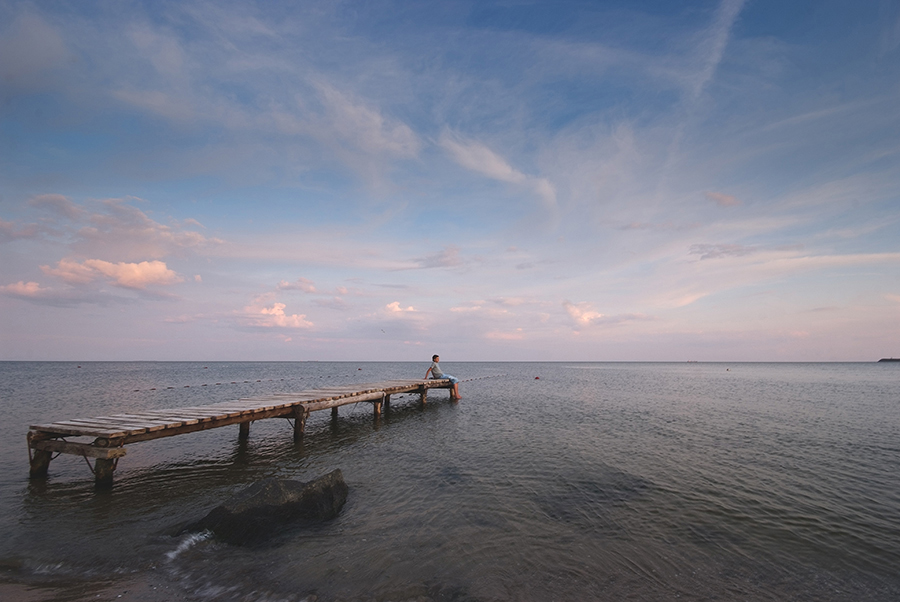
[373,399,382,416]
[331,407,338,419]
[29,449,53,479]
[239,421,251,441]
[419,386,427,406]
[293,406,309,441]
[384,394,391,410]
[94,458,115,488]
[27,432,52,478]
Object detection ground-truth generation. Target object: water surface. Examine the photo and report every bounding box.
[1,361,898,601]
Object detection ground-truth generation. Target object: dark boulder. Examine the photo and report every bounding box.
[186,469,348,545]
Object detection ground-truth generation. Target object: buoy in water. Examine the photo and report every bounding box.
[535,376,540,380]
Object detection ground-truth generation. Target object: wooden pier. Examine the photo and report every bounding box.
[27,378,456,486]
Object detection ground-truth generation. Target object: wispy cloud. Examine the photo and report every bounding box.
[704,191,741,207]
[0,219,39,241]
[28,194,85,219]
[440,131,557,209]
[277,277,317,293]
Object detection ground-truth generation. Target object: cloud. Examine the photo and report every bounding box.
[72,198,222,261]
[28,194,84,219]
[0,279,133,307]
[439,131,557,208]
[317,84,420,159]
[704,191,741,206]
[241,300,313,329]
[41,258,183,289]
[277,277,317,292]
[413,246,464,269]
[385,301,416,313]
[563,300,651,327]
[687,0,747,100]
[0,219,39,241]
[689,243,757,259]
[563,300,604,326]
[0,281,53,299]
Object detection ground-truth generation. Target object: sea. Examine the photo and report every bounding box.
[0,361,898,601]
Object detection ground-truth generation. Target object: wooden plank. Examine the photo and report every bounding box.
[43,419,144,435]
[90,416,171,431]
[55,418,152,434]
[112,413,199,427]
[62,416,155,429]
[30,424,126,439]
[119,406,294,444]
[30,439,127,460]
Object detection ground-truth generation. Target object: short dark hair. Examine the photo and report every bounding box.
[432,354,439,361]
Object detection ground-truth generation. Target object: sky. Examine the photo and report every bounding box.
[1,0,899,362]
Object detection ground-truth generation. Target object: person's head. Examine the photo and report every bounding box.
[432,354,439,361]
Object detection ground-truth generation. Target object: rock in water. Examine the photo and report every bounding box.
[187,469,348,545]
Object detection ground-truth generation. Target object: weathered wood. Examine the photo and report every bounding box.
[114,406,295,444]
[29,449,53,478]
[27,376,474,484]
[30,423,127,439]
[30,439,127,460]
[94,458,116,487]
[293,406,308,441]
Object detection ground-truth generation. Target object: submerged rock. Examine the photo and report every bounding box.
[186,469,348,545]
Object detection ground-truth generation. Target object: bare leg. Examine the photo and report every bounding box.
[452,383,461,399]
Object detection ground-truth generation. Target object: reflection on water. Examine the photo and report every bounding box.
[1,361,899,600]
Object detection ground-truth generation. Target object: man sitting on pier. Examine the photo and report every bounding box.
[424,354,461,400]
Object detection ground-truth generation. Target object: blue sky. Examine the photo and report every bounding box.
[1,0,899,361]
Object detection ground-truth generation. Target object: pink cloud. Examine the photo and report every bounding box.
[704,191,742,206]
[385,301,416,313]
[28,193,83,219]
[277,277,317,292]
[0,219,39,241]
[242,301,313,329]
[0,281,52,298]
[73,198,222,261]
[41,258,183,289]
[563,300,604,326]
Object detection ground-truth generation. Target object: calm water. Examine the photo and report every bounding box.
[1,362,899,601]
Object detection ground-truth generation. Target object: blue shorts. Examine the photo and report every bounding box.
[437,374,459,384]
